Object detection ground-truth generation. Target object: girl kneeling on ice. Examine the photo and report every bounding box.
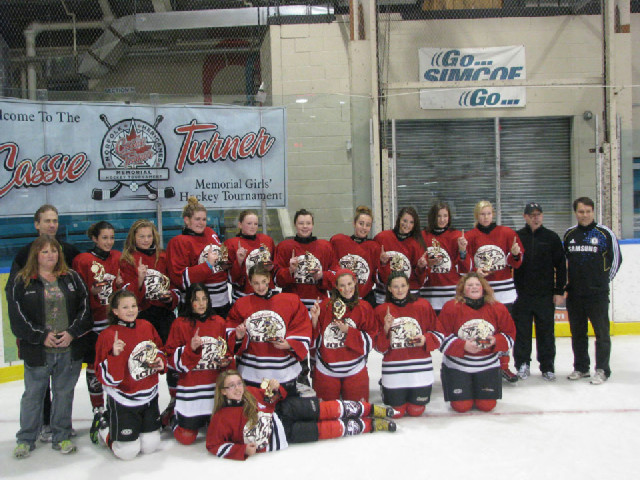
[95,290,166,460]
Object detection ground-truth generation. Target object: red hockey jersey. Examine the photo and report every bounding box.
[312,298,376,378]
[94,319,167,407]
[206,385,289,460]
[224,233,276,300]
[119,249,179,313]
[437,299,515,374]
[420,229,471,310]
[374,299,443,389]
[165,227,229,308]
[164,315,234,419]
[226,292,312,384]
[466,225,524,304]
[330,234,380,299]
[373,230,426,296]
[73,249,122,333]
[274,237,336,310]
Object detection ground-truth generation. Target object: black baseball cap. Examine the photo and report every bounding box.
[524,202,542,214]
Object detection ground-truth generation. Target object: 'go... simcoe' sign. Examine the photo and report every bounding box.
[419,46,526,110]
[0,99,287,216]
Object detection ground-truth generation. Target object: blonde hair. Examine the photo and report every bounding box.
[473,200,495,224]
[121,219,161,266]
[18,236,68,286]
[454,272,496,304]
[213,370,259,428]
[183,196,207,219]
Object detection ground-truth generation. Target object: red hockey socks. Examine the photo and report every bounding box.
[317,420,345,440]
[173,426,198,445]
[474,399,497,412]
[451,400,474,413]
[406,404,425,417]
[319,400,367,420]
[500,355,510,370]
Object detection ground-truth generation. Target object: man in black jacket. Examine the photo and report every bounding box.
[563,197,622,385]
[513,202,566,381]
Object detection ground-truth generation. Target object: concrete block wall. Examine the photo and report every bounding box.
[267,21,357,239]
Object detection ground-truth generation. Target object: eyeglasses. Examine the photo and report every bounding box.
[222,381,244,390]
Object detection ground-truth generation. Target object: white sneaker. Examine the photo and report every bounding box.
[567,370,590,381]
[590,369,608,385]
[541,371,556,381]
[517,364,530,380]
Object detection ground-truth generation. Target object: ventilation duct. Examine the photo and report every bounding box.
[79,5,335,79]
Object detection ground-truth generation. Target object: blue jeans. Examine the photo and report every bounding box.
[16,351,82,446]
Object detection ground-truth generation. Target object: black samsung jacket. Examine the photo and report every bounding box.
[7,269,91,367]
[514,224,566,297]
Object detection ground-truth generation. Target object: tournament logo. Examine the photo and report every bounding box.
[244,245,273,275]
[128,340,159,380]
[323,318,357,349]
[390,317,422,349]
[246,310,286,343]
[339,254,370,285]
[95,115,173,200]
[198,244,226,273]
[294,252,322,284]
[387,251,411,277]
[473,245,506,272]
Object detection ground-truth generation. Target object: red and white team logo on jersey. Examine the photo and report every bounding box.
[128,340,158,380]
[339,254,370,285]
[194,336,228,370]
[243,411,273,449]
[390,317,422,349]
[426,246,452,274]
[473,245,506,272]
[246,310,286,342]
[323,318,357,349]
[457,319,495,348]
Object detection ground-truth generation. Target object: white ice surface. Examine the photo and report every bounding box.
[2,336,639,480]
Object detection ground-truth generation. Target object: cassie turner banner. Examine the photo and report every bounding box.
[0,99,287,215]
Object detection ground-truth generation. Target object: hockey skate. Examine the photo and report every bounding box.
[160,397,176,429]
[371,418,397,433]
[370,404,397,419]
[90,407,109,445]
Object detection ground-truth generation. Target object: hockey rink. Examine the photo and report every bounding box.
[2,335,639,480]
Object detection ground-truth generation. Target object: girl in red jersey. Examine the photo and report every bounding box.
[373,207,427,304]
[420,202,470,312]
[330,206,381,308]
[224,210,276,302]
[273,208,336,311]
[437,273,516,413]
[226,264,311,397]
[119,219,180,422]
[206,370,395,460]
[374,271,442,418]
[72,221,123,443]
[310,269,376,402]
[94,290,166,460]
[166,197,231,317]
[164,283,233,445]
[465,200,523,382]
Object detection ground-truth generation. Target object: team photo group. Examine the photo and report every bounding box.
[6,194,621,461]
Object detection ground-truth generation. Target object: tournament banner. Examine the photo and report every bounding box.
[0,98,287,216]
[419,46,526,109]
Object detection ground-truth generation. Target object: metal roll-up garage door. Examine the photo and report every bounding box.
[499,117,572,234]
[388,117,572,235]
